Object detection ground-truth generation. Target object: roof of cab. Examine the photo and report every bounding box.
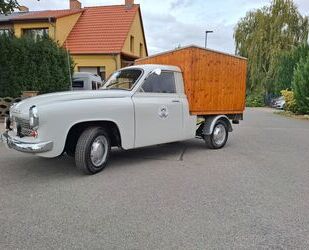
[125,64,182,73]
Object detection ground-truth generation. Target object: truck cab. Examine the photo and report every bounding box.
[103,65,197,148]
[2,63,241,175]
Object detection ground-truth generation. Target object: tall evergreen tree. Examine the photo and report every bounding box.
[292,55,309,114]
[273,43,309,94]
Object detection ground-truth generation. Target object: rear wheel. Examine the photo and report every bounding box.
[204,121,228,149]
[75,127,111,175]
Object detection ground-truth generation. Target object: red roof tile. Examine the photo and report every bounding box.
[64,5,139,54]
[12,9,83,20]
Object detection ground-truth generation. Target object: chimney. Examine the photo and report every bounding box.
[18,5,29,12]
[70,0,82,9]
[125,0,134,8]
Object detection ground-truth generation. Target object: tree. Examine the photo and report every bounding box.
[292,54,309,114]
[0,0,19,14]
[0,35,74,97]
[273,43,309,94]
[234,0,309,96]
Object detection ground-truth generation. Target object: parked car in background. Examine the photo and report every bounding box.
[271,96,286,109]
[72,72,103,91]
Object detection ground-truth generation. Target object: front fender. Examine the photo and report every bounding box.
[35,97,135,158]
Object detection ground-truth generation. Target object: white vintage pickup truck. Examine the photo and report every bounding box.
[1,64,241,174]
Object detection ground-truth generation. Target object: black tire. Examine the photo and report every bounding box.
[75,127,111,175]
[204,121,229,149]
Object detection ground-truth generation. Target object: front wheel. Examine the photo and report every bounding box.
[204,121,228,149]
[75,127,111,175]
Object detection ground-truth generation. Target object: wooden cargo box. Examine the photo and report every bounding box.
[135,45,247,116]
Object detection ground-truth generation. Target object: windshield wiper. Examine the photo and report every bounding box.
[105,81,132,90]
[105,82,118,88]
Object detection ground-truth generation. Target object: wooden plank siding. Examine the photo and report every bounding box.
[136,46,247,116]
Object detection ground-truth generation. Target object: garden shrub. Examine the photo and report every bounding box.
[246,92,265,107]
[281,89,297,113]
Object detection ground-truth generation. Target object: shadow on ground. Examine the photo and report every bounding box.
[0,139,208,179]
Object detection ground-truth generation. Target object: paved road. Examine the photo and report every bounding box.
[1,108,309,249]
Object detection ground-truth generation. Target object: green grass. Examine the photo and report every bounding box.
[274,110,309,120]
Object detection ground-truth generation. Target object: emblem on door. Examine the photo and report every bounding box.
[158,106,169,119]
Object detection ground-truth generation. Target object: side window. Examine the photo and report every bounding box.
[72,80,84,88]
[142,72,176,94]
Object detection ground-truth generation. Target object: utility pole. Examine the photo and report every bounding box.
[205,30,213,48]
[65,41,73,90]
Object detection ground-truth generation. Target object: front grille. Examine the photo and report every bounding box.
[15,117,31,137]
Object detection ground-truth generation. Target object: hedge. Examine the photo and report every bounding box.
[0,34,74,98]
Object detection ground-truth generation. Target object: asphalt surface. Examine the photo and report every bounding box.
[1,108,309,249]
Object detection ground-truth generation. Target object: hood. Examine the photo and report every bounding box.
[11,90,132,115]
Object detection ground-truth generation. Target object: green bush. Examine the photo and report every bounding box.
[0,35,74,98]
[246,92,265,107]
[292,55,309,114]
[281,89,297,113]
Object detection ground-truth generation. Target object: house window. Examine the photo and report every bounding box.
[23,28,49,40]
[0,29,10,36]
[139,43,143,57]
[130,35,134,53]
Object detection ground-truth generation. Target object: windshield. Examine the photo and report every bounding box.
[103,69,143,90]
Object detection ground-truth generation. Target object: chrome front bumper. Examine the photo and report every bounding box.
[1,131,53,153]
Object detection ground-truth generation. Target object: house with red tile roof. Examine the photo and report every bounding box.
[0,0,148,79]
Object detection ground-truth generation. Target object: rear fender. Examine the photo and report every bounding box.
[203,115,233,135]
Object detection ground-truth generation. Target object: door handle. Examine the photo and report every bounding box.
[172,100,180,103]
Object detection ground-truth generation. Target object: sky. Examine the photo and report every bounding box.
[18,0,309,55]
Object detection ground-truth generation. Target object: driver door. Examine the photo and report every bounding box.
[132,71,183,148]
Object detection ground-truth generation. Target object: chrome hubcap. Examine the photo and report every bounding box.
[90,136,108,167]
[213,124,226,145]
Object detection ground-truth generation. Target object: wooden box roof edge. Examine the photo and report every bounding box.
[135,44,248,62]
